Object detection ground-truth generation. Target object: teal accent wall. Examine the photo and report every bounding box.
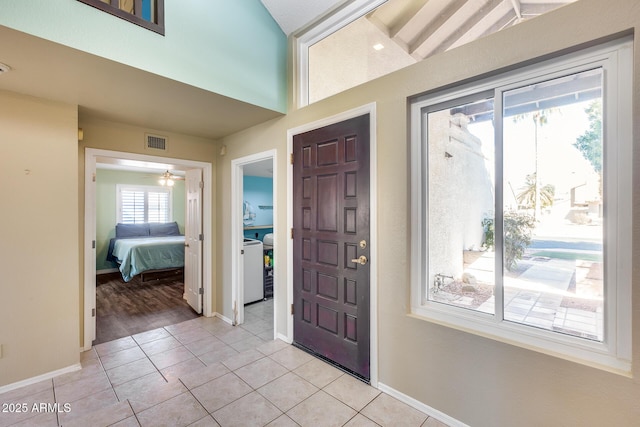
[0,0,287,113]
[96,169,185,271]
[243,175,273,240]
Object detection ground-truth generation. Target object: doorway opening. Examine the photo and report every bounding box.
[231,150,276,339]
[84,148,213,350]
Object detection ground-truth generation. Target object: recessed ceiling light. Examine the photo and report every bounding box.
[0,62,11,74]
[373,43,384,51]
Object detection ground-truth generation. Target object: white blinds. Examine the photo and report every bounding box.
[118,186,171,224]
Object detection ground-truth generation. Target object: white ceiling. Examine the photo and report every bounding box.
[260,0,345,35]
[243,159,274,178]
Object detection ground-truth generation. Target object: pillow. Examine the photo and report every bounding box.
[115,223,150,238]
[149,222,181,236]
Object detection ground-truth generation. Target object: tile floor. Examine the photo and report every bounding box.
[0,300,449,427]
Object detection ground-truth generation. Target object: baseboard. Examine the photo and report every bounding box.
[97,268,119,275]
[377,382,469,427]
[276,332,292,344]
[214,312,233,325]
[0,363,82,395]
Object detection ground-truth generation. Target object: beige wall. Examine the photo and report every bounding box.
[0,91,79,386]
[77,117,219,348]
[217,0,640,425]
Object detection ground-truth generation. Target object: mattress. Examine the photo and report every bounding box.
[112,236,185,282]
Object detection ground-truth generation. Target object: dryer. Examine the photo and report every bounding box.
[243,238,264,304]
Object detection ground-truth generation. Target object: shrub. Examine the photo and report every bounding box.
[482,212,536,271]
[504,211,536,271]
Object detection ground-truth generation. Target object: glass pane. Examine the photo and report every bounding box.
[307,0,577,104]
[427,96,495,314]
[119,0,134,14]
[502,68,604,341]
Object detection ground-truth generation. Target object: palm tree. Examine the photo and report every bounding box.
[513,109,557,219]
[517,173,555,211]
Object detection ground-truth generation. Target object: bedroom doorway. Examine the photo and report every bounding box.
[231,150,276,340]
[84,148,213,349]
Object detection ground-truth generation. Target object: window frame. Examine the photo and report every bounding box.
[116,184,173,224]
[294,0,386,108]
[409,38,632,374]
[77,0,165,35]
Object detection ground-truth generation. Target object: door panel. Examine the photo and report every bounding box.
[293,114,370,380]
[185,168,203,314]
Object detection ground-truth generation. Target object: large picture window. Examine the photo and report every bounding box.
[410,39,632,373]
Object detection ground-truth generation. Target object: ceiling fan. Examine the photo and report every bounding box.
[158,170,184,186]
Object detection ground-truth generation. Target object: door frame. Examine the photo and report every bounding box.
[286,103,378,387]
[231,150,277,329]
[83,148,213,350]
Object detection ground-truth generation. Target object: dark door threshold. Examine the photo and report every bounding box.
[293,341,370,385]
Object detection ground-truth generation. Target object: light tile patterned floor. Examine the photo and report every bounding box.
[0,300,449,427]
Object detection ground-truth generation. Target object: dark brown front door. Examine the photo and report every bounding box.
[293,114,370,380]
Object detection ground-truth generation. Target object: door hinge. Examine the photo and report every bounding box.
[290,228,294,239]
[199,181,204,189]
[199,233,204,241]
[91,308,96,317]
[198,288,204,295]
[290,153,294,165]
[92,240,96,249]
[241,249,245,255]
[291,303,294,315]
[92,173,96,183]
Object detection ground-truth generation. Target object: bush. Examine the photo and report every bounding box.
[482,212,536,271]
[482,216,494,249]
[504,211,536,271]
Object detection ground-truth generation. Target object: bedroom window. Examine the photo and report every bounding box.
[410,39,632,373]
[77,0,165,35]
[117,185,172,224]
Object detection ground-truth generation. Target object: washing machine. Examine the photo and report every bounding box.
[243,238,264,304]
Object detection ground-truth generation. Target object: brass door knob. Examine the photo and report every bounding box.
[351,255,368,265]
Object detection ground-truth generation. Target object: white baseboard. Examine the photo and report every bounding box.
[0,364,82,395]
[214,312,233,325]
[377,382,469,427]
[276,332,292,344]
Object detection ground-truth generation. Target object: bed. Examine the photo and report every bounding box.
[107,222,185,282]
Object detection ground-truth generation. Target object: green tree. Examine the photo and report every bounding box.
[574,100,602,173]
[513,109,557,219]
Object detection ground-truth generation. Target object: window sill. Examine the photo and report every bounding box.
[409,305,631,377]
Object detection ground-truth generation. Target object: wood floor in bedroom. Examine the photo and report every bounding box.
[94,270,200,345]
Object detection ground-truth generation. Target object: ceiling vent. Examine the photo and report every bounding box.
[145,133,168,151]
